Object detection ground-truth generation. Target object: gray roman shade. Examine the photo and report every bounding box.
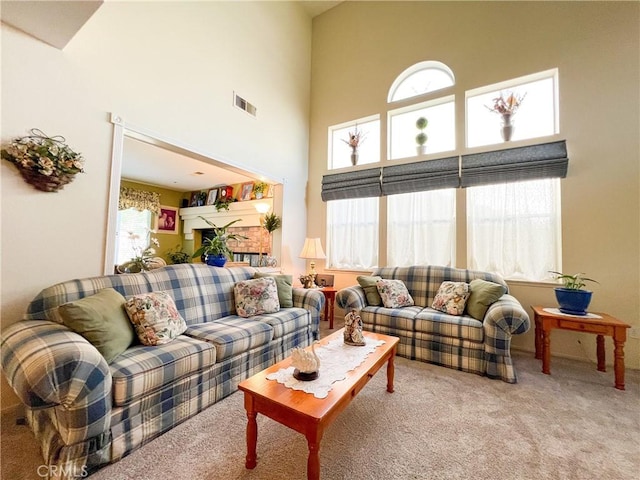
[321,167,382,201]
[460,140,568,187]
[381,156,459,195]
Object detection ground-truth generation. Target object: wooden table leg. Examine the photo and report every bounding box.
[613,331,626,390]
[328,296,335,330]
[386,347,396,393]
[542,328,551,375]
[244,394,258,469]
[596,335,606,372]
[534,315,542,360]
[305,428,323,480]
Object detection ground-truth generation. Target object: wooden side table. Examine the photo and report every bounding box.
[320,287,336,329]
[531,306,631,390]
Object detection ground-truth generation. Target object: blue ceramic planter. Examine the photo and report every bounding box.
[554,288,592,315]
[206,254,227,267]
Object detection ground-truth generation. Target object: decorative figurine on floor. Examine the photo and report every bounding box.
[344,309,366,346]
[291,341,320,381]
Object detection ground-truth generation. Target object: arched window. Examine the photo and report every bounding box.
[387,61,455,102]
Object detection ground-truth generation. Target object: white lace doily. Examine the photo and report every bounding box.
[266,337,386,399]
[543,307,602,319]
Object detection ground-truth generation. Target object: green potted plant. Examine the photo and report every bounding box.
[191,217,248,267]
[253,182,268,199]
[549,271,599,315]
[260,212,282,266]
[167,245,191,264]
[415,117,428,155]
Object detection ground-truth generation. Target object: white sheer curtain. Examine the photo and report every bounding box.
[467,178,561,281]
[387,189,456,267]
[327,197,379,270]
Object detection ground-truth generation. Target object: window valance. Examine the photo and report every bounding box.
[460,140,568,187]
[322,140,568,201]
[118,187,161,214]
[321,168,382,201]
[381,156,459,196]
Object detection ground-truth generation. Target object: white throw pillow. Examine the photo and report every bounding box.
[376,279,414,308]
[124,291,187,346]
[234,277,280,318]
[431,281,471,316]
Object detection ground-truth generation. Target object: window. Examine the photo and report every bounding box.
[387,189,456,267]
[329,117,380,169]
[388,61,455,102]
[326,197,379,270]
[466,178,561,281]
[115,208,153,265]
[466,69,558,148]
[388,96,455,160]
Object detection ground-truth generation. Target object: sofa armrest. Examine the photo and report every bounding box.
[483,294,531,354]
[336,286,367,311]
[1,320,112,444]
[292,288,325,339]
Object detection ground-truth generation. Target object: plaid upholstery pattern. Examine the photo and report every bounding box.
[337,265,529,383]
[110,336,217,406]
[2,265,324,479]
[185,317,273,362]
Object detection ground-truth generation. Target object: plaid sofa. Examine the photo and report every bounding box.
[336,265,529,383]
[1,264,323,479]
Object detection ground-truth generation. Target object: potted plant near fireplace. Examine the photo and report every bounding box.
[192,217,247,267]
[549,271,599,315]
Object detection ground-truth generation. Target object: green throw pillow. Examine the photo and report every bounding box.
[59,288,135,363]
[357,275,383,306]
[465,279,507,320]
[253,272,293,308]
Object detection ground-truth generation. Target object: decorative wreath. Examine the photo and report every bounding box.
[1,128,84,192]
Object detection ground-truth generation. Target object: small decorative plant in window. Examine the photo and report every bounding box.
[342,125,366,166]
[415,117,428,156]
[1,128,84,192]
[486,91,526,142]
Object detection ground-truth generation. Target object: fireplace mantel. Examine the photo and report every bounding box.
[179,199,273,240]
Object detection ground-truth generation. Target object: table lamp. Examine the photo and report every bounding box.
[299,237,326,288]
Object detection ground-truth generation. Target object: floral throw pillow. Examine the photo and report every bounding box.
[124,291,187,346]
[376,279,414,308]
[234,277,280,318]
[431,281,471,316]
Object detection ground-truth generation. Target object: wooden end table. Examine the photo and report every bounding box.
[238,329,399,480]
[531,305,631,390]
[320,287,336,329]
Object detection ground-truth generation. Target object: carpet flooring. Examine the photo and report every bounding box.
[2,323,639,479]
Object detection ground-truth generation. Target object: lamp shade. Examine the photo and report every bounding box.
[299,238,326,260]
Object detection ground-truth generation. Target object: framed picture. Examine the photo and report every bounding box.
[206,188,218,205]
[219,185,233,200]
[240,182,254,201]
[266,183,275,198]
[156,205,178,234]
[189,191,199,207]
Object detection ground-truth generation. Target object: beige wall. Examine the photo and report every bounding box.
[309,2,640,368]
[1,2,312,409]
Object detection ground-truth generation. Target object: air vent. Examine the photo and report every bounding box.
[234,92,257,117]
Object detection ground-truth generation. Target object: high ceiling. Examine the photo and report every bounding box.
[1,0,342,192]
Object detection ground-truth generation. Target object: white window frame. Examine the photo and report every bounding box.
[327,115,380,170]
[387,61,455,103]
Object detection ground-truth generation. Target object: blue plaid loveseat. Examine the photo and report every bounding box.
[336,265,529,383]
[1,264,323,479]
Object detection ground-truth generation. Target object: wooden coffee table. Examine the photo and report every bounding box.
[238,329,399,480]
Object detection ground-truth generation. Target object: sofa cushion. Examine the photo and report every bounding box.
[252,308,311,339]
[124,291,187,345]
[414,309,485,342]
[376,279,414,308]
[357,275,383,306]
[110,335,216,407]
[234,277,280,317]
[431,281,470,316]
[466,279,507,320]
[184,317,274,362]
[253,272,293,308]
[58,288,135,364]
